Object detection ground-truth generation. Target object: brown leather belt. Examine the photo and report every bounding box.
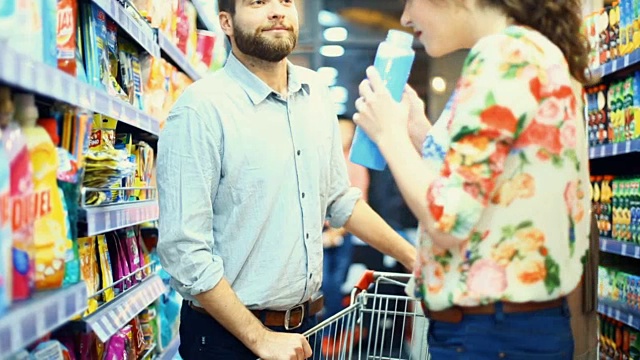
[189,296,324,330]
[423,298,565,323]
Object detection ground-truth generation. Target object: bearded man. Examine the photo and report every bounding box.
[156,1,417,359]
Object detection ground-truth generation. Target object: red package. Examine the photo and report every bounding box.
[196,30,216,68]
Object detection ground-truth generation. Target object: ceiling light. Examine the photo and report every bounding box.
[431,76,447,93]
[330,86,349,104]
[320,45,345,57]
[317,67,339,87]
[318,10,341,27]
[323,27,348,42]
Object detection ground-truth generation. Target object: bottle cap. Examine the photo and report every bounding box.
[14,93,39,127]
[386,30,414,48]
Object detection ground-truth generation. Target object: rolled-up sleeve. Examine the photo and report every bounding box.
[326,112,362,228]
[157,106,224,297]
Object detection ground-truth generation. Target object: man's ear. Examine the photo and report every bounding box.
[219,12,234,37]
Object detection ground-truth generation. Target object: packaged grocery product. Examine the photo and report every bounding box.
[81,2,109,90]
[42,0,58,67]
[95,234,114,302]
[15,94,69,291]
[78,236,99,314]
[0,90,35,301]
[7,0,44,62]
[103,326,130,360]
[38,117,79,287]
[57,0,77,76]
[0,89,12,313]
[124,228,141,283]
[31,340,71,360]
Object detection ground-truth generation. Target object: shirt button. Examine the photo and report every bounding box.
[297,150,301,156]
[301,192,305,198]
[498,352,505,358]
[306,233,309,239]
[309,273,313,279]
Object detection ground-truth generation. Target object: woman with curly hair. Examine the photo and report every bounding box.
[353,0,591,358]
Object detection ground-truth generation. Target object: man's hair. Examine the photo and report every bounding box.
[218,0,235,15]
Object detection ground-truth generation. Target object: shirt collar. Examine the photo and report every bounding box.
[224,52,311,105]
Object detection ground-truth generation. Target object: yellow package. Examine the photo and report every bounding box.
[96,234,114,303]
[89,115,118,152]
[78,236,99,315]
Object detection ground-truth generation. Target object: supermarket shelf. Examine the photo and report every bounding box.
[600,237,640,259]
[0,44,161,135]
[0,282,88,358]
[594,49,640,78]
[91,0,160,58]
[589,139,640,159]
[80,201,159,236]
[156,336,180,360]
[82,274,166,342]
[598,303,640,331]
[158,32,203,81]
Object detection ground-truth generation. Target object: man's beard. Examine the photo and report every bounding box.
[233,23,298,62]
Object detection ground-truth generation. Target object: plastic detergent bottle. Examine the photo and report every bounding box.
[350,30,415,171]
[0,88,12,313]
[15,94,68,291]
[0,90,35,301]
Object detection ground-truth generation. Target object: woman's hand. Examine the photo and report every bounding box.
[353,67,411,149]
[404,86,432,152]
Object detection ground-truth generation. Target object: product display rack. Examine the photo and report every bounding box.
[0,282,88,357]
[589,25,640,341]
[0,45,161,135]
[0,0,227,357]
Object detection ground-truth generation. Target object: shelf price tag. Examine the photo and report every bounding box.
[115,210,122,230]
[634,246,640,258]
[628,314,634,326]
[613,60,618,73]
[601,239,608,252]
[600,146,606,158]
[622,243,628,256]
[104,211,112,232]
[613,144,618,156]
[627,141,632,153]
[625,55,630,68]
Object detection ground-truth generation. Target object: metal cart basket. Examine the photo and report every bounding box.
[303,271,430,360]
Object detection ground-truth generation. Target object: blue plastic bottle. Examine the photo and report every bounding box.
[350,30,416,171]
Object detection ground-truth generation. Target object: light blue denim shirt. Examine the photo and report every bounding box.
[156,53,361,310]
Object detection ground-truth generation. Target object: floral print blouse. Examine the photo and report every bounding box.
[413,25,591,311]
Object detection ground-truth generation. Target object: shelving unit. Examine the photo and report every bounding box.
[0,282,88,358]
[598,303,640,331]
[0,0,220,356]
[0,45,161,135]
[600,237,640,259]
[81,274,165,342]
[80,200,160,236]
[91,0,160,58]
[158,32,203,81]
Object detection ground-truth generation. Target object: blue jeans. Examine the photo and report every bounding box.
[427,302,574,360]
[322,234,353,318]
[179,300,318,359]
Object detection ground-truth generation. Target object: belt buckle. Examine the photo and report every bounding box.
[284,304,305,330]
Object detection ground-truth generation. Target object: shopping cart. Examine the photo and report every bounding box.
[302,271,430,360]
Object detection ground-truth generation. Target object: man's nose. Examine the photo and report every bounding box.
[267,2,286,21]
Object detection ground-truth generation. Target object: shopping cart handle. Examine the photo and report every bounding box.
[354,270,376,291]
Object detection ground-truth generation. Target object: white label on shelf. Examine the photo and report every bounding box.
[590,148,595,158]
[115,210,122,229]
[622,243,628,255]
[613,144,618,156]
[105,211,112,231]
[629,314,634,325]
[635,246,640,258]
[613,60,619,73]
[625,56,630,68]
[600,146,606,157]
[627,141,632,153]
[602,239,608,251]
